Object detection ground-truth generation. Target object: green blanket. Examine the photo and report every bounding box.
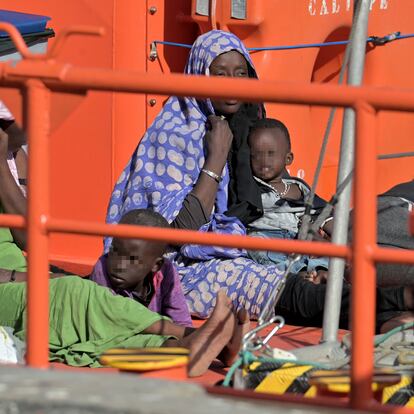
[0,276,170,367]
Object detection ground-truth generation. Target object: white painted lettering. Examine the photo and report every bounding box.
[308,0,317,15]
[308,0,389,16]
[320,0,329,15]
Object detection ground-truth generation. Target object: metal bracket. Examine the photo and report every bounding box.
[149,42,158,61]
[242,315,285,355]
[0,22,104,61]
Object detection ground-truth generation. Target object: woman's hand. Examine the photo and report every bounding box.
[185,116,233,217]
[204,115,233,173]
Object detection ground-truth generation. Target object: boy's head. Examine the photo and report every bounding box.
[106,209,169,290]
[248,118,293,182]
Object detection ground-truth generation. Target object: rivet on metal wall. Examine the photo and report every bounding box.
[149,6,157,15]
[148,98,157,106]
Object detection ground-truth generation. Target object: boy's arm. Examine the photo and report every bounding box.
[0,269,27,283]
[142,318,187,338]
[160,262,193,328]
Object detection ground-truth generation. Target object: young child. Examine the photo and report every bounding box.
[89,209,193,327]
[246,118,331,275]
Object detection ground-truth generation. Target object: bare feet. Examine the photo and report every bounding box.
[180,290,235,377]
[218,308,250,366]
[301,269,328,285]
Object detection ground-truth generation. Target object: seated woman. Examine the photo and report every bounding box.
[105,30,284,319]
[105,30,414,333]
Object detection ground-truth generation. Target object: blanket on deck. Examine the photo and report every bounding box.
[0,276,171,367]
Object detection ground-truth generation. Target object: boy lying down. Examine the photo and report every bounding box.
[0,274,249,376]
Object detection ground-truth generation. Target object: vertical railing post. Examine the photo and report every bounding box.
[322,0,371,343]
[350,101,377,408]
[25,79,51,368]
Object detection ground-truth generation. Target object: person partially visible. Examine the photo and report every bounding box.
[348,179,414,287]
[246,118,331,274]
[90,209,192,327]
[0,100,27,271]
[0,100,70,275]
[0,274,248,375]
[0,100,26,152]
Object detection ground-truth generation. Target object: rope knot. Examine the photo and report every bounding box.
[369,31,400,46]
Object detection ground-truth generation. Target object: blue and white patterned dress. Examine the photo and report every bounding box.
[105,30,285,318]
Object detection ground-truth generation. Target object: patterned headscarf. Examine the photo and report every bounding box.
[105,30,258,257]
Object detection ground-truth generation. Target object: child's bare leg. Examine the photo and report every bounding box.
[217,308,250,366]
[379,288,414,333]
[163,290,235,377]
[380,311,414,333]
[404,286,414,310]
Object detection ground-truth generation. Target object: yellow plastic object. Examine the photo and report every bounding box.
[254,363,316,397]
[248,363,414,406]
[100,347,190,372]
[309,368,401,398]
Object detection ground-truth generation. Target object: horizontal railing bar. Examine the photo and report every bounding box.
[1,215,412,265]
[47,218,349,258]
[1,214,412,265]
[371,246,414,265]
[0,214,26,229]
[3,62,414,112]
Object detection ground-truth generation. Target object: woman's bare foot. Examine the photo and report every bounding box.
[177,290,235,377]
[300,270,328,285]
[218,308,250,366]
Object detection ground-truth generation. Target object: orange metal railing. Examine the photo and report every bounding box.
[0,23,414,412]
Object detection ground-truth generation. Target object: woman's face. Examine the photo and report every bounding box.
[209,50,249,115]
